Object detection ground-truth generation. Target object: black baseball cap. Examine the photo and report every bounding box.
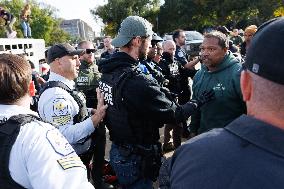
[244,17,284,85]
[47,43,84,64]
[152,33,163,42]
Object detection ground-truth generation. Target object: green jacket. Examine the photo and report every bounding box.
[190,52,246,134]
[75,60,101,108]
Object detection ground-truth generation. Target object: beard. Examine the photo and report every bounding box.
[138,41,148,60]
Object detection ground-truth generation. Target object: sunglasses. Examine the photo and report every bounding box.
[85,49,96,54]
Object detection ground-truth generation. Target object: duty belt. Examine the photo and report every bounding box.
[114,142,161,157]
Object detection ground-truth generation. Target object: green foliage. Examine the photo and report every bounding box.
[91,0,160,36]
[159,0,284,34]
[0,0,71,45]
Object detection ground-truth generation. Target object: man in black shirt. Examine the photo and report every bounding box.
[99,16,214,188]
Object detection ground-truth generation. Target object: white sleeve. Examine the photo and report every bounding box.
[10,121,95,189]
[38,88,95,144]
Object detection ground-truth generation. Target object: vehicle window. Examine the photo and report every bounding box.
[185,32,204,41]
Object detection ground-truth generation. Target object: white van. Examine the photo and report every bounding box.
[0,38,45,72]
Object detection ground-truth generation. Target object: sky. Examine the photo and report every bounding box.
[37,0,107,34]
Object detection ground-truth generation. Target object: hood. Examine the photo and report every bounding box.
[98,52,138,73]
[201,51,239,74]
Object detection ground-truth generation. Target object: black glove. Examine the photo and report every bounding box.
[191,89,215,108]
[160,87,178,102]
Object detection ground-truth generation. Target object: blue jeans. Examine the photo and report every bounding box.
[110,144,153,189]
[21,21,31,37]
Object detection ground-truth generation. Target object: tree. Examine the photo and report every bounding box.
[0,0,70,45]
[91,0,160,36]
[158,0,284,34]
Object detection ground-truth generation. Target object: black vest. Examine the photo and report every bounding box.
[40,81,89,123]
[141,60,167,86]
[0,114,40,189]
[99,67,160,145]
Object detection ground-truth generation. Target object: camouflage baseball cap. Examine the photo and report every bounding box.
[111,16,153,48]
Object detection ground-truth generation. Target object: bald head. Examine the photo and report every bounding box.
[162,40,176,55]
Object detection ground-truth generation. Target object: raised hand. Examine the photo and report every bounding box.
[91,88,108,127]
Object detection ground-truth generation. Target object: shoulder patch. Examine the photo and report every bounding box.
[53,98,69,116]
[46,129,75,156]
[178,51,184,58]
[52,98,72,126]
[57,156,86,170]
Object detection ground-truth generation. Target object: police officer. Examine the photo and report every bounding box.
[98,16,214,189]
[38,43,107,172]
[159,40,192,151]
[76,41,101,108]
[76,41,113,189]
[0,53,97,188]
[169,17,284,189]
[172,29,200,137]
[139,33,167,86]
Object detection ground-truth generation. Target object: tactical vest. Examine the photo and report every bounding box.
[76,61,100,108]
[99,67,160,145]
[40,81,93,155]
[40,81,89,124]
[0,114,40,189]
[142,61,167,86]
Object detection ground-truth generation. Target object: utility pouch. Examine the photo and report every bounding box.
[141,145,162,181]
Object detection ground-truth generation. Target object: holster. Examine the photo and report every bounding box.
[116,142,162,181]
[140,144,162,181]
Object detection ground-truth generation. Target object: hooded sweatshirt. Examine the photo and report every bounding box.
[190,52,246,134]
[98,52,200,144]
[98,52,181,124]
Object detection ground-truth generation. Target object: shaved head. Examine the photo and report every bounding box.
[250,72,284,114]
[162,40,176,55]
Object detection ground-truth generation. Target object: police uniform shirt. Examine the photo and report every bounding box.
[175,45,188,66]
[0,105,94,189]
[170,115,284,189]
[38,72,95,145]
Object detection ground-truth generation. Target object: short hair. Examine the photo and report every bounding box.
[29,60,35,69]
[44,49,48,59]
[172,29,184,43]
[0,54,31,104]
[250,73,284,112]
[162,40,175,51]
[77,40,92,49]
[204,31,229,49]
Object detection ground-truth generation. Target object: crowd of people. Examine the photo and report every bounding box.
[0,14,284,189]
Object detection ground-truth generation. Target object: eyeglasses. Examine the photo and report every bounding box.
[85,49,96,54]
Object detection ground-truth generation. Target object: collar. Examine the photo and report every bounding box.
[225,115,284,158]
[48,72,75,89]
[0,104,38,120]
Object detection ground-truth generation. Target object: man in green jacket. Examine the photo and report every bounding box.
[189,31,246,136]
[76,41,113,189]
